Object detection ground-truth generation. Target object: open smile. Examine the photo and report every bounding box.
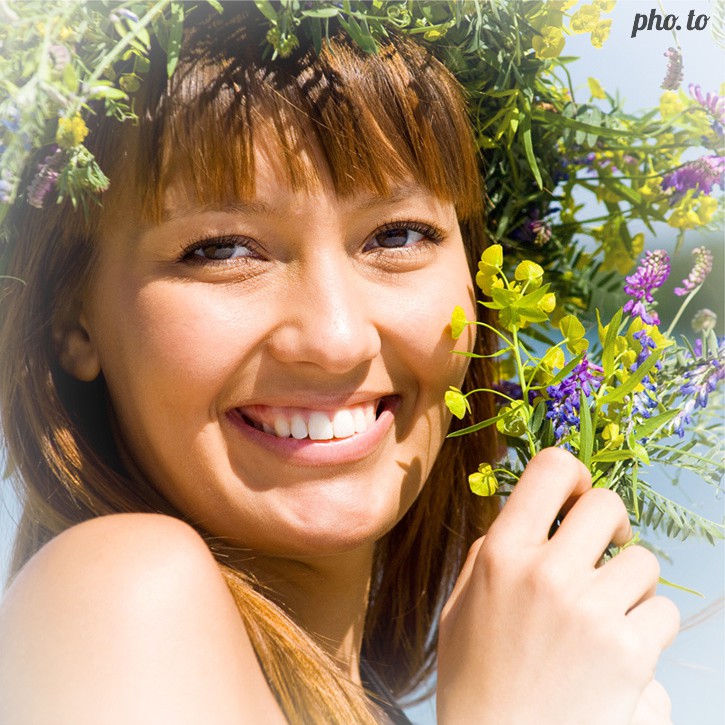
[227,395,401,466]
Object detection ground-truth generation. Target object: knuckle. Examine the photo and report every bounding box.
[628,545,661,581]
[587,486,627,516]
[657,596,681,634]
[535,446,579,470]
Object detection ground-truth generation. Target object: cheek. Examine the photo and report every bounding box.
[387,254,476,392]
[89,278,264,418]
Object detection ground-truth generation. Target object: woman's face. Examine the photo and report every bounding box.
[77,139,477,558]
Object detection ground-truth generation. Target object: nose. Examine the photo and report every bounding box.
[266,254,382,373]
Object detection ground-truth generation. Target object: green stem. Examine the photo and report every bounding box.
[665,284,702,337]
[83,0,172,91]
[511,327,537,458]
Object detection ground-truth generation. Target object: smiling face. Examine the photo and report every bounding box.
[74,137,477,558]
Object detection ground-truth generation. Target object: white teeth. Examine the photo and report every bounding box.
[290,414,308,440]
[352,408,367,434]
[273,417,291,438]
[308,411,334,440]
[332,409,356,438]
[364,403,376,427]
[245,398,386,440]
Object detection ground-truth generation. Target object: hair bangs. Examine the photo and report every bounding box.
[131,16,483,225]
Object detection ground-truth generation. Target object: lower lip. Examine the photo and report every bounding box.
[226,397,400,467]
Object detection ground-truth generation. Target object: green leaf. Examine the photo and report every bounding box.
[302,7,340,18]
[88,84,128,101]
[592,449,635,463]
[529,398,547,435]
[520,114,543,189]
[578,391,593,467]
[600,308,623,378]
[254,0,278,22]
[657,577,704,597]
[337,15,378,53]
[633,409,679,440]
[446,414,499,438]
[167,2,185,78]
[599,351,661,405]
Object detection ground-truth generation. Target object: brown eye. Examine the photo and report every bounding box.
[193,243,251,260]
[364,222,442,252]
[371,228,426,248]
[182,235,259,263]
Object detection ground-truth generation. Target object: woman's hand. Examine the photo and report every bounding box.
[437,447,679,725]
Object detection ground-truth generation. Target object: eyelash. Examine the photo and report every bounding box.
[180,234,261,264]
[179,220,445,264]
[364,220,445,253]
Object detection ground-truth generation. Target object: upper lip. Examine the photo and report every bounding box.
[230,391,398,412]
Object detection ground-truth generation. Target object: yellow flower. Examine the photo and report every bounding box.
[570,4,600,33]
[469,464,499,497]
[450,306,468,340]
[667,193,715,229]
[593,0,616,10]
[696,196,718,225]
[56,114,89,149]
[538,292,557,314]
[547,0,578,10]
[601,231,644,275]
[533,26,566,59]
[587,77,606,99]
[445,387,470,420]
[590,19,612,47]
[602,422,624,448]
[659,91,684,119]
[542,346,565,371]
[514,259,544,283]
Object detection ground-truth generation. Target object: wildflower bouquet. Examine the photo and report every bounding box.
[448,241,724,543]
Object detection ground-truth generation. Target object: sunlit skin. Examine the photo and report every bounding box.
[68,139,477,677]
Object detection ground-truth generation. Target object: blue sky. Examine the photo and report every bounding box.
[2,2,723,723]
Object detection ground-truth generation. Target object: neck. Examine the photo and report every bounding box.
[243,545,375,683]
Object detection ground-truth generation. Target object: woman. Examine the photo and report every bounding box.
[0,5,678,723]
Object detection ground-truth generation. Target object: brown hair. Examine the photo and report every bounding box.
[0,4,497,720]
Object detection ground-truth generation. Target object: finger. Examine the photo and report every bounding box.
[549,488,633,566]
[627,596,681,653]
[490,447,591,546]
[592,545,660,611]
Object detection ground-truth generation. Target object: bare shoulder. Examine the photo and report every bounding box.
[0,513,285,725]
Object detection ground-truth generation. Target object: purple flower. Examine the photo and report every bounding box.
[672,338,725,436]
[26,148,62,209]
[511,209,553,247]
[674,246,714,296]
[622,250,671,325]
[661,47,684,91]
[661,156,725,202]
[546,356,601,445]
[690,84,725,126]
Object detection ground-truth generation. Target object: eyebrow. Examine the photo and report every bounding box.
[160,182,428,222]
